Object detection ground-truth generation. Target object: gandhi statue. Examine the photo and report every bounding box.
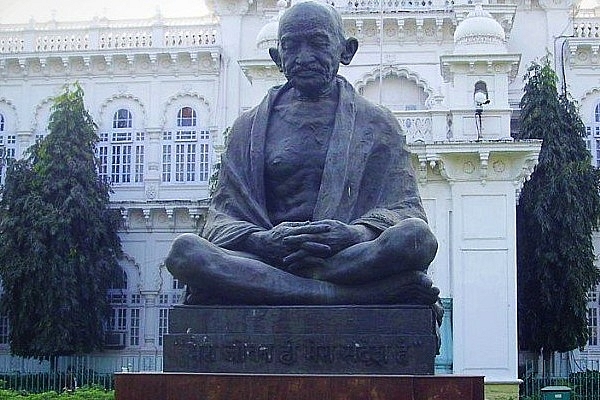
[166,1,440,306]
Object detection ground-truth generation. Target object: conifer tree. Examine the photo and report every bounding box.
[0,83,122,359]
[515,58,600,361]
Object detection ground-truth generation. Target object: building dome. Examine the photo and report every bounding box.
[453,1,506,54]
[256,0,288,50]
[256,20,279,50]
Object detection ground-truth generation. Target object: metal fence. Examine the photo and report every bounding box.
[521,359,600,399]
[521,373,600,399]
[0,353,162,393]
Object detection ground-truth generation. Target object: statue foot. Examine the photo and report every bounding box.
[369,270,440,305]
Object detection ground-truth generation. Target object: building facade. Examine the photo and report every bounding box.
[0,0,598,397]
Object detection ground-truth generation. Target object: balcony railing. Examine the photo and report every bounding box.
[398,112,434,143]
[0,17,219,55]
[333,0,517,13]
[573,17,600,38]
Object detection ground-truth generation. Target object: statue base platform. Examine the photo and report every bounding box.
[163,305,438,375]
[114,373,484,400]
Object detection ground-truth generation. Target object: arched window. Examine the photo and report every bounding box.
[113,109,132,129]
[98,108,145,185]
[359,74,428,111]
[162,106,210,183]
[177,106,196,127]
[585,102,600,168]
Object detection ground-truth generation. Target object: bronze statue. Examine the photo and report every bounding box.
[166,1,439,306]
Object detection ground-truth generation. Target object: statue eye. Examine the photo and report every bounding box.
[310,34,330,48]
[280,40,297,51]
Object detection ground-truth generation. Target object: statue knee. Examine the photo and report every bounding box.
[165,233,205,277]
[380,218,437,269]
[408,218,438,263]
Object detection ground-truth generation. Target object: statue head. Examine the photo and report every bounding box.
[269,1,359,99]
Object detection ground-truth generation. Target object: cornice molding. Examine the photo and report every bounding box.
[440,53,521,84]
[238,58,284,83]
[409,140,541,196]
[112,199,209,232]
[0,48,222,80]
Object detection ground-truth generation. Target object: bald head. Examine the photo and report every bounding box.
[278,1,346,46]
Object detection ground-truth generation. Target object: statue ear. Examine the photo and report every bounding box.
[269,48,283,71]
[340,37,358,66]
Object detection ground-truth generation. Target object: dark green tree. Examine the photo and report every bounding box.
[515,58,600,362]
[0,83,122,359]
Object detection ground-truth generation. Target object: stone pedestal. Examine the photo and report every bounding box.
[114,373,485,400]
[115,306,485,400]
[164,305,438,375]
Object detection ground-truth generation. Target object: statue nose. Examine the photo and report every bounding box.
[295,46,315,65]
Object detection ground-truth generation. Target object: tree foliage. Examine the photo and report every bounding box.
[0,83,122,359]
[515,58,600,354]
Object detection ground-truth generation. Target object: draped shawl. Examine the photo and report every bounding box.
[203,76,426,250]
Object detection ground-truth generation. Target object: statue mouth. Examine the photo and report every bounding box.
[291,67,325,77]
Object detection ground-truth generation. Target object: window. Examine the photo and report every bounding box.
[173,278,185,290]
[589,308,598,346]
[588,290,600,347]
[162,107,210,183]
[106,268,142,348]
[178,106,196,128]
[130,308,140,346]
[156,268,186,347]
[113,109,132,129]
[97,109,145,184]
[0,116,4,186]
[109,307,127,332]
[159,294,169,304]
[158,308,169,346]
[0,114,16,186]
[585,103,600,168]
[107,270,128,334]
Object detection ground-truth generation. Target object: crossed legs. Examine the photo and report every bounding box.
[165,218,439,306]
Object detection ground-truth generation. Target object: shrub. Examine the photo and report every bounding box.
[0,386,114,399]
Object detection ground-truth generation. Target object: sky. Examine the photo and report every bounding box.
[0,0,599,24]
[0,0,210,24]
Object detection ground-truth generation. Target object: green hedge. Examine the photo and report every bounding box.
[0,372,113,394]
[0,386,114,399]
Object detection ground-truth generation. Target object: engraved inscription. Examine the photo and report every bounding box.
[171,334,424,371]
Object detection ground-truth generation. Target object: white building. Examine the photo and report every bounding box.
[0,0,598,397]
